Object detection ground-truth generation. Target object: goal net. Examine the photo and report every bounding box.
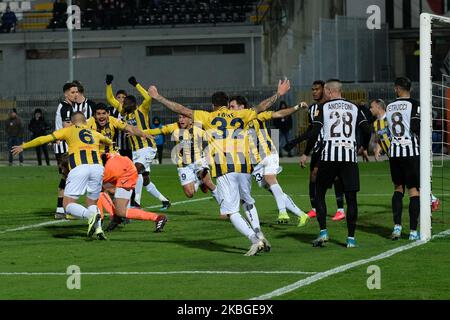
[420,13,450,240]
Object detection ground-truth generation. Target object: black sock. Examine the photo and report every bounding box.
[57,197,63,208]
[409,196,420,231]
[345,192,358,238]
[392,191,404,225]
[309,181,316,209]
[315,186,327,231]
[334,179,344,209]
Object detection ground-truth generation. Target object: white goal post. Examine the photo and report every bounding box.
[419,13,450,241]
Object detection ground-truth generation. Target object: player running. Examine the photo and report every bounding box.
[283,80,346,221]
[228,96,310,227]
[98,153,168,232]
[144,114,219,202]
[106,74,170,210]
[147,79,291,256]
[12,112,112,240]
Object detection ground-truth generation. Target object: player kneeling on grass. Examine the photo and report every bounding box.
[144,114,219,202]
[12,112,111,240]
[98,153,168,233]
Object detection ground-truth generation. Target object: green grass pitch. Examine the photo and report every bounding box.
[0,161,448,299]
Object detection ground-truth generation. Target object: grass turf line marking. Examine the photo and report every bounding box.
[0,197,213,235]
[0,220,67,234]
[0,270,317,276]
[250,229,450,300]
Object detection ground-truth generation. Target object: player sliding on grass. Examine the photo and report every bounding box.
[98,153,168,233]
[147,80,291,256]
[228,96,310,227]
[144,114,220,202]
[12,112,112,240]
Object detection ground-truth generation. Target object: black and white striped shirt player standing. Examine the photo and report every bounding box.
[54,82,82,218]
[385,77,421,241]
[301,79,371,248]
[283,80,345,221]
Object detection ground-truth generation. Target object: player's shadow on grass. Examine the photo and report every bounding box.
[273,231,348,247]
[43,224,86,240]
[356,223,392,240]
[32,210,56,218]
[144,238,247,255]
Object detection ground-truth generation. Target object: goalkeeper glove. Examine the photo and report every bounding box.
[128,76,138,87]
[106,74,114,85]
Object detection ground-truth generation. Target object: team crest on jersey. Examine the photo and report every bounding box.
[314,109,320,117]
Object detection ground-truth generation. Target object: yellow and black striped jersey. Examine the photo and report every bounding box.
[247,111,276,164]
[23,125,112,171]
[193,107,257,178]
[145,123,206,168]
[373,114,391,155]
[87,116,127,154]
[106,83,156,151]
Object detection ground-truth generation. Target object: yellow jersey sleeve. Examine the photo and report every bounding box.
[52,127,71,141]
[193,110,211,128]
[257,111,273,122]
[110,116,127,131]
[238,108,257,125]
[106,84,122,113]
[137,83,152,114]
[93,131,113,146]
[22,134,56,149]
[86,117,96,129]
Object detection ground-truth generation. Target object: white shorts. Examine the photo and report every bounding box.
[64,164,104,200]
[252,154,283,188]
[114,187,133,200]
[238,173,255,205]
[132,147,157,172]
[177,158,210,186]
[217,172,252,216]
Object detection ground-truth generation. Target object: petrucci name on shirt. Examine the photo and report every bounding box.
[387,103,408,112]
[326,102,355,111]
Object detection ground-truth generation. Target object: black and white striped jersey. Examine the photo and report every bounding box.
[385,98,420,158]
[308,103,323,154]
[74,98,94,119]
[313,98,368,162]
[53,101,72,154]
[109,107,132,151]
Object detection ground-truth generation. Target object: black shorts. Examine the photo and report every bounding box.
[316,161,360,192]
[389,156,420,189]
[310,152,321,172]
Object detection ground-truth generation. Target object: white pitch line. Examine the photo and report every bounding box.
[253,194,450,198]
[0,271,317,276]
[146,197,212,209]
[0,197,213,235]
[0,220,68,234]
[250,229,450,300]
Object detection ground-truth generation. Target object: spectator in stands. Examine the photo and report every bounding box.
[28,109,51,166]
[151,116,164,165]
[273,101,293,157]
[1,6,17,33]
[49,0,68,29]
[6,108,24,166]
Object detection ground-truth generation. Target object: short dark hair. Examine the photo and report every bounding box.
[312,80,325,87]
[394,77,411,91]
[116,90,127,97]
[370,99,386,110]
[72,80,84,94]
[211,91,229,108]
[94,102,109,113]
[229,95,248,108]
[63,82,78,92]
[123,95,137,104]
